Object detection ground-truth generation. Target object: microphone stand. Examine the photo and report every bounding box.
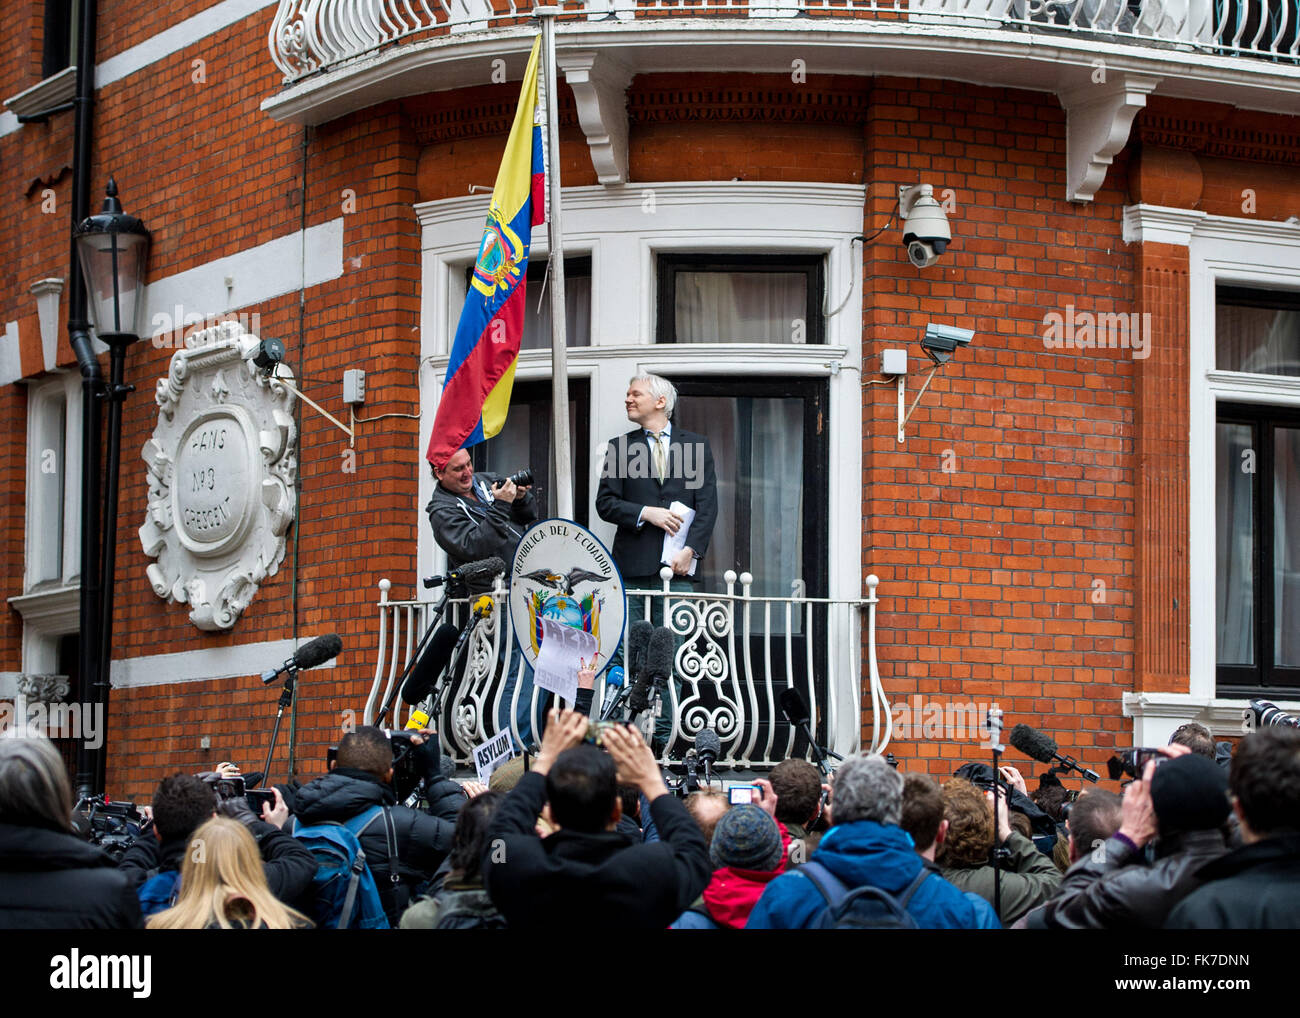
[263,665,300,786]
[422,597,493,737]
[783,710,844,779]
[987,707,1011,924]
[376,589,454,727]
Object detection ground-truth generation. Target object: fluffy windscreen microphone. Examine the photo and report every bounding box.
[400,624,460,705]
[626,621,653,682]
[1009,723,1058,765]
[629,626,673,713]
[779,688,812,727]
[295,633,343,670]
[455,557,506,595]
[695,728,721,768]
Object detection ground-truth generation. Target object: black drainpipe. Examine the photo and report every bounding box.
[68,0,103,798]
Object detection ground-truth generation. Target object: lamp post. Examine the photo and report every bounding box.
[73,178,150,793]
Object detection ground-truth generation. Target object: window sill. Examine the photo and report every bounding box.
[3,66,76,121]
[8,585,81,631]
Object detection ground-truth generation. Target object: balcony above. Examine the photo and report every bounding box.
[261,1,1299,202]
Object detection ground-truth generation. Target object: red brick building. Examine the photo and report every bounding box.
[2,1,1297,798]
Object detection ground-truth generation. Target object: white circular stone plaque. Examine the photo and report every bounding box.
[139,321,297,631]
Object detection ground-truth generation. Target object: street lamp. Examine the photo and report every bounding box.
[72,178,150,793]
[74,178,150,344]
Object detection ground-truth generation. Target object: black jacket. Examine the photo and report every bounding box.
[287,768,462,923]
[1037,829,1229,929]
[595,428,718,579]
[0,822,143,930]
[1165,833,1300,929]
[426,471,538,570]
[482,770,711,929]
[117,816,317,906]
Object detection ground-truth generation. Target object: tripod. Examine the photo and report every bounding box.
[375,591,454,728]
[986,707,1012,922]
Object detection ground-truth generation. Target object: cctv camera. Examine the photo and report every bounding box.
[898,184,951,269]
[251,337,285,374]
[921,322,974,366]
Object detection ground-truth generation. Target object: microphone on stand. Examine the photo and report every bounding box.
[261,633,342,685]
[630,628,673,718]
[1009,723,1100,783]
[696,728,722,788]
[779,688,840,778]
[422,556,506,595]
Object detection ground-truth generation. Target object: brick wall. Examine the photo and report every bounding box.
[3,9,1298,796]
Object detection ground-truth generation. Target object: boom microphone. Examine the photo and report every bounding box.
[261,633,343,684]
[1009,723,1100,783]
[424,556,506,595]
[696,728,722,787]
[400,623,460,705]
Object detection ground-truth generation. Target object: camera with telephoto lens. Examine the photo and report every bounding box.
[1248,699,1300,731]
[1106,747,1165,781]
[506,468,533,488]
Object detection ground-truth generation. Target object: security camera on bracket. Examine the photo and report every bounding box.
[897,184,951,269]
[874,322,975,444]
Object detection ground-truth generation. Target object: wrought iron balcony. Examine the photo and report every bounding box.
[269,0,1299,83]
[363,570,888,768]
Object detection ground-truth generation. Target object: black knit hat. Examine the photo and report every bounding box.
[1150,753,1230,833]
[710,804,783,872]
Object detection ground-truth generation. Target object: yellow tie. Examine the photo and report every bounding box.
[651,432,667,483]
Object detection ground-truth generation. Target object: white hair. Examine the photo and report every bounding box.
[630,373,677,417]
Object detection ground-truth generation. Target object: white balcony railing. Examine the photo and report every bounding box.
[268,0,1299,83]
[363,570,888,768]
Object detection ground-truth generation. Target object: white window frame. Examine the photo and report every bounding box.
[8,372,82,676]
[1122,206,1300,741]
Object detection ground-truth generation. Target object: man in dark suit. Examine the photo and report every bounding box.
[597,375,717,748]
[596,373,718,590]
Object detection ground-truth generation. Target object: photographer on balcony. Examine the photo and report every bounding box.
[427,448,538,743]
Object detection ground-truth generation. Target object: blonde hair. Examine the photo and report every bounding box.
[147,817,312,930]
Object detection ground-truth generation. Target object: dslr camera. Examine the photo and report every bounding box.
[1106,747,1164,781]
[210,775,277,815]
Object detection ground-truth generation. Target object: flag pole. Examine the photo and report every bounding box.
[536,8,574,520]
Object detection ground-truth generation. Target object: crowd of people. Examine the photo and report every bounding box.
[1,704,1297,931]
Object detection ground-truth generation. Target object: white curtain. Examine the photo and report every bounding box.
[1275,427,1299,667]
[1216,422,1255,664]
[1216,305,1300,376]
[521,273,591,350]
[674,271,806,344]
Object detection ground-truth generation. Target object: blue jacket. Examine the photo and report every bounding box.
[745,820,1000,930]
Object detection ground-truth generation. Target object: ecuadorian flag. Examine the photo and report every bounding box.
[427,37,545,471]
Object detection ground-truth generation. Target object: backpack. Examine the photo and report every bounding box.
[138,869,181,917]
[799,860,931,930]
[288,805,397,929]
[433,889,508,930]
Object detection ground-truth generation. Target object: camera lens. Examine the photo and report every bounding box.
[508,468,533,487]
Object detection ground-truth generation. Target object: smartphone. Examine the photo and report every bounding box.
[728,785,757,806]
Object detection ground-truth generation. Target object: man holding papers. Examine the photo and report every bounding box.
[597,375,718,750]
[597,373,718,590]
